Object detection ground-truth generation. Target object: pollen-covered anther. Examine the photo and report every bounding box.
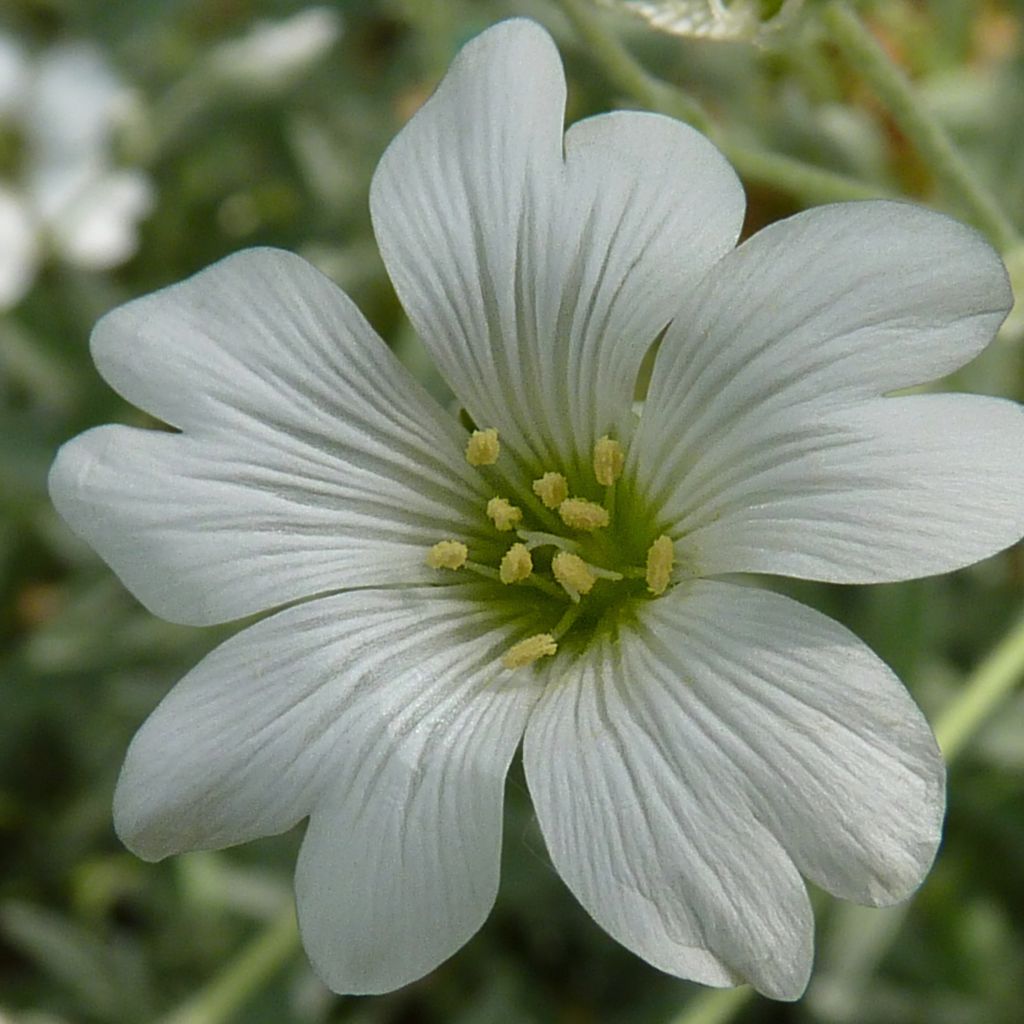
[499,543,533,584]
[486,496,523,531]
[552,552,597,601]
[502,632,557,669]
[559,497,610,532]
[532,471,568,509]
[426,540,468,570]
[465,428,500,466]
[645,534,675,595]
[593,435,625,486]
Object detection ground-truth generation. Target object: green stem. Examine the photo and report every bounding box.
[155,907,299,1024]
[558,0,711,131]
[934,606,1024,761]
[557,0,893,204]
[720,142,890,203]
[666,985,754,1024]
[822,1,1020,251]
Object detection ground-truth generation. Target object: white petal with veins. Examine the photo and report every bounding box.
[371,19,743,471]
[49,249,490,625]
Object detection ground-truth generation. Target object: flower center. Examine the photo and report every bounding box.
[426,427,675,670]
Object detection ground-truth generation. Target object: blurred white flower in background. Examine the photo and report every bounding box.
[0,34,153,310]
[207,6,343,95]
[599,0,804,43]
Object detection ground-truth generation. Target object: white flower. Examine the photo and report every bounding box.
[49,19,1024,1001]
[207,7,342,94]
[0,35,153,309]
[598,0,804,43]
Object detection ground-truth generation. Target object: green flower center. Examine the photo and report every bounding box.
[426,427,675,669]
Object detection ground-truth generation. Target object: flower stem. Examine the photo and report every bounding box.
[154,906,299,1024]
[934,606,1024,761]
[723,144,891,204]
[558,0,711,130]
[665,985,753,1024]
[556,0,895,205]
[821,1,1021,251]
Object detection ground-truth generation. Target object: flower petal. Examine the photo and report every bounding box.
[646,393,1024,581]
[524,610,815,1000]
[116,585,538,992]
[371,19,743,472]
[646,202,1011,407]
[49,248,490,625]
[635,202,1021,581]
[640,580,945,906]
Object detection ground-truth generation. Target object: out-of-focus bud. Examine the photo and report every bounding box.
[597,0,804,44]
[208,7,343,94]
[0,34,154,308]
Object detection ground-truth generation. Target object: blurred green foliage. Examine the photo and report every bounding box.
[2,1,1024,1022]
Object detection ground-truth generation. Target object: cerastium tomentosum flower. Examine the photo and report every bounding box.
[0,34,153,309]
[49,18,1024,1001]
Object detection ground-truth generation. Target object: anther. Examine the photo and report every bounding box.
[499,543,533,584]
[552,552,597,602]
[426,540,468,570]
[532,471,568,509]
[559,497,610,532]
[645,534,674,595]
[593,435,625,486]
[486,496,523,531]
[502,632,557,669]
[465,428,500,466]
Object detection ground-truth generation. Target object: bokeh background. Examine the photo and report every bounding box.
[3,1,1024,1022]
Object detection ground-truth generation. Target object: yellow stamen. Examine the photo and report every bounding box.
[486,496,523,531]
[502,632,557,669]
[593,435,625,486]
[532,471,568,509]
[499,543,533,584]
[559,497,610,532]
[465,428,500,466]
[426,540,468,570]
[645,534,674,595]
[552,552,597,601]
